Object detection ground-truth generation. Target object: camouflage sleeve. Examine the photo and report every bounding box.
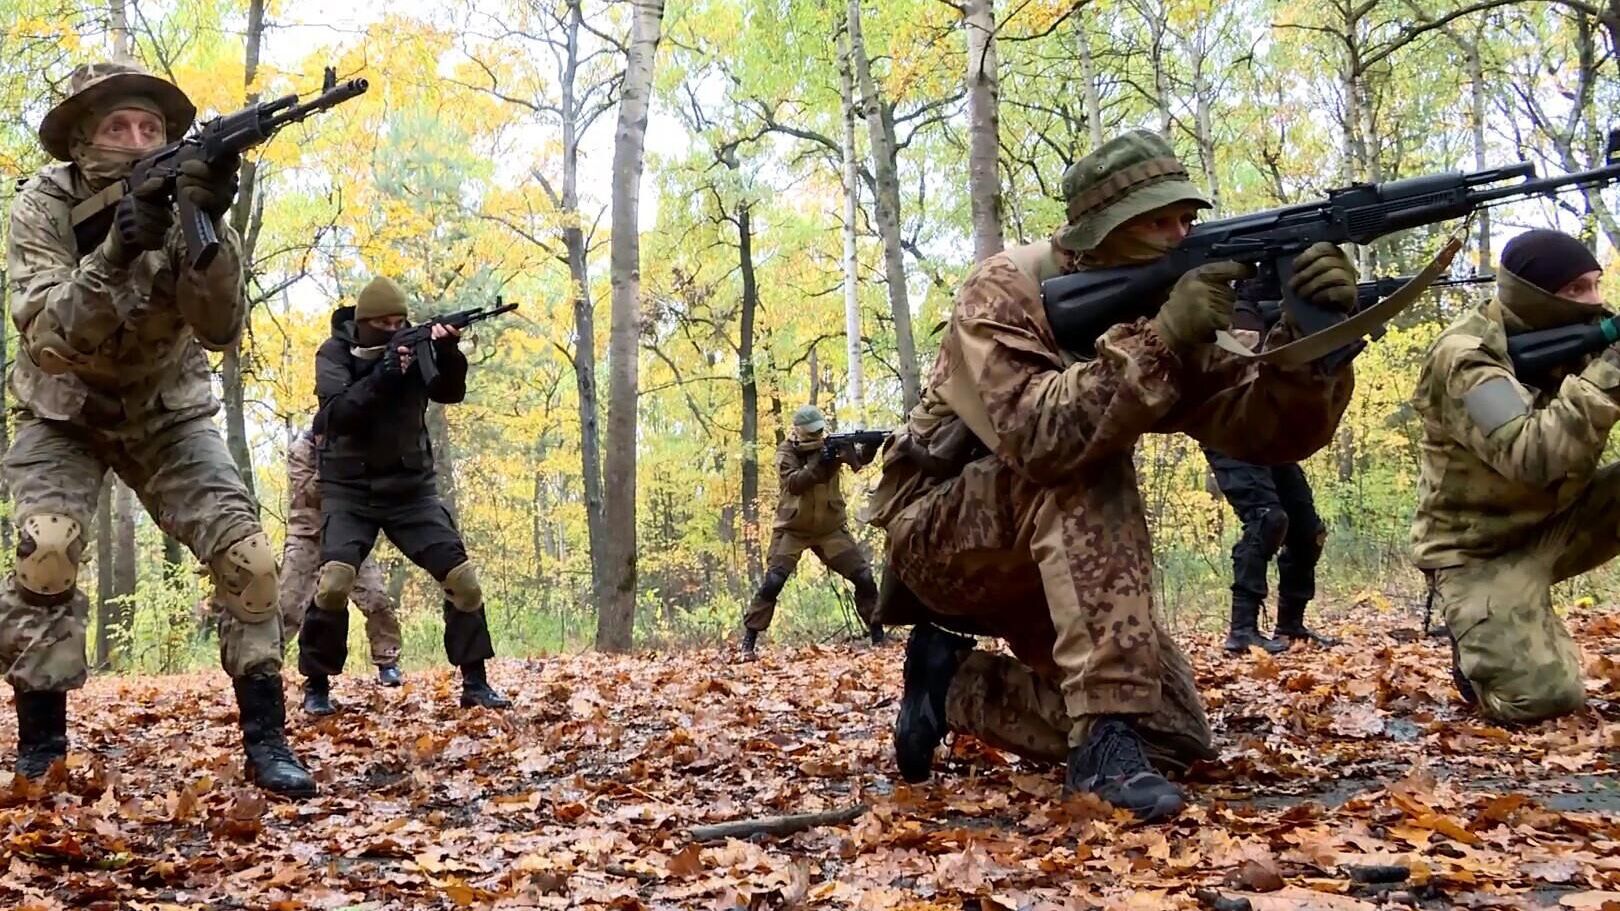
[171,219,246,350]
[1161,323,1355,464]
[287,434,320,513]
[6,187,133,372]
[780,442,828,495]
[1434,337,1620,488]
[954,256,1183,484]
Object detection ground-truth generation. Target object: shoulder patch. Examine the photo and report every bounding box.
[1463,376,1528,436]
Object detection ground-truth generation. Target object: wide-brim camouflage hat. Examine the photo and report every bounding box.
[1055,129,1211,254]
[39,59,195,162]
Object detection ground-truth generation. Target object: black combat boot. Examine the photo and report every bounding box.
[1449,633,1477,705]
[302,675,337,715]
[894,623,974,783]
[13,691,68,780]
[1274,598,1340,646]
[234,675,317,798]
[868,623,886,645]
[1065,716,1186,821]
[459,661,512,709]
[376,665,403,687]
[740,628,759,660]
[1224,598,1288,654]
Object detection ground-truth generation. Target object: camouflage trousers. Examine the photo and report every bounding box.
[279,535,402,667]
[744,526,876,631]
[1433,463,1620,723]
[882,453,1214,766]
[0,411,278,692]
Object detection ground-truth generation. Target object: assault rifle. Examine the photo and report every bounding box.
[1042,128,1620,363]
[71,66,369,270]
[387,299,519,386]
[1508,315,1620,378]
[822,429,890,462]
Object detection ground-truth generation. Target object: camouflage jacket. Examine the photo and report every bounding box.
[286,431,322,539]
[1410,282,1620,568]
[866,240,1355,527]
[774,432,860,537]
[5,162,245,426]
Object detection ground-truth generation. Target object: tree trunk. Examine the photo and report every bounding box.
[964,0,1003,261]
[109,0,131,55]
[561,0,609,608]
[427,403,460,519]
[837,25,866,426]
[1190,60,1223,215]
[596,0,664,652]
[847,0,920,410]
[113,480,137,629]
[808,345,821,405]
[1073,12,1105,150]
[0,279,9,558]
[737,202,762,582]
[1464,35,1492,274]
[94,480,113,666]
[220,0,268,501]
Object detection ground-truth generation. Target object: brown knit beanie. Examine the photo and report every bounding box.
[355,276,408,321]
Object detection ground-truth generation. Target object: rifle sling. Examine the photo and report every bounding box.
[70,182,127,232]
[1214,237,1463,367]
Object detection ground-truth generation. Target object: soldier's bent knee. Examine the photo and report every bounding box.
[314,561,358,612]
[1258,508,1290,553]
[442,561,484,612]
[16,514,84,605]
[757,567,792,601]
[212,532,279,621]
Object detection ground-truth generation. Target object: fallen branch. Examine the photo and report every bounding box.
[688,804,868,843]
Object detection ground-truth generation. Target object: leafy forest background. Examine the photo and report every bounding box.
[1,0,1618,673]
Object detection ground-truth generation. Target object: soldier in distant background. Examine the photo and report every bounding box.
[741,405,882,659]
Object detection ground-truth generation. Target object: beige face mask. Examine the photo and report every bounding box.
[1079,231,1178,269]
[69,98,166,190]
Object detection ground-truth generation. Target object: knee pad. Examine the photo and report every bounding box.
[442,561,484,613]
[16,514,84,603]
[314,561,358,612]
[1257,508,1290,554]
[756,567,792,601]
[211,531,278,621]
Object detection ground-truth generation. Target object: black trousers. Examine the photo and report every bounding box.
[298,493,494,676]
[1203,447,1325,608]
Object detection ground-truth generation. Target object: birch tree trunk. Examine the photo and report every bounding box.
[847,0,921,410]
[837,26,866,426]
[220,0,267,501]
[964,0,1003,261]
[596,0,664,652]
[1074,12,1104,149]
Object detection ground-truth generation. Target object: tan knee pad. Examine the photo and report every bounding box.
[314,561,358,612]
[442,561,483,613]
[211,531,278,621]
[16,514,85,601]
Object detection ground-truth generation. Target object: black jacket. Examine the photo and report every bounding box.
[314,305,467,497]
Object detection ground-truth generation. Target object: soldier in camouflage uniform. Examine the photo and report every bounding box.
[1412,229,1611,723]
[279,428,404,695]
[741,405,882,659]
[864,130,1359,820]
[2,60,314,796]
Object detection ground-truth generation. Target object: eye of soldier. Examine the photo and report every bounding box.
[95,109,166,150]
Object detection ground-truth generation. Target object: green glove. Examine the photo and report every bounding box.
[1290,242,1358,312]
[1153,261,1255,353]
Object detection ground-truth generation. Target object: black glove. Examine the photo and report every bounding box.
[176,153,241,219]
[101,176,172,266]
[378,343,410,382]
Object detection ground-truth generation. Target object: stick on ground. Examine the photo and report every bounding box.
[688,804,869,843]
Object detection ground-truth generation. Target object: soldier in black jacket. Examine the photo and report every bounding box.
[299,276,510,713]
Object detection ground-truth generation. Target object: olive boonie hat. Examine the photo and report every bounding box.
[39,58,195,162]
[1056,129,1211,253]
[792,404,826,433]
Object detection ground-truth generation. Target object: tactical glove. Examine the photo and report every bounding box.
[1154,261,1254,353]
[1289,242,1358,312]
[176,153,241,220]
[100,176,172,266]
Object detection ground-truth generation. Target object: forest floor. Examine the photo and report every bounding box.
[1,598,1618,911]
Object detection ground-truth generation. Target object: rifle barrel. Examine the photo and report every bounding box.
[1469,160,1620,205]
